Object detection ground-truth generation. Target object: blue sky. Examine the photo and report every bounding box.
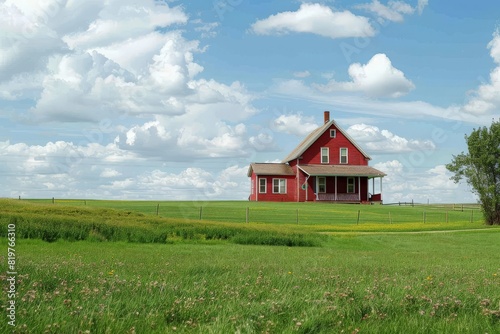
[1,0,499,202]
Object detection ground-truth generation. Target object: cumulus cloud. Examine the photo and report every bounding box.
[347,123,435,153]
[373,160,468,203]
[0,139,140,198]
[250,3,375,39]
[314,53,415,98]
[99,165,249,200]
[272,114,319,136]
[117,120,251,160]
[461,30,500,115]
[0,0,257,127]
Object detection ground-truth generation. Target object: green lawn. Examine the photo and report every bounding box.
[1,233,499,333]
[0,199,499,333]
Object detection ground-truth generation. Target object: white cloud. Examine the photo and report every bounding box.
[117,120,251,160]
[63,2,187,50]
[99,165,249,200]
[0,0,257,127]
[417,0,429,14]
[356,0,428,23]
[373,161,471,203]
[347,123,435,153]
[272,113,319,136]
[461,30,500,115]
[100,168,122,178]
[356,0,413,23]
[314,53,415,98]
[250,3,375,39]
[272,78,488,124]
[293,71,311,78]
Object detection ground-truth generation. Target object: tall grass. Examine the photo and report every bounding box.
[1,232,499,333]
[0,200,324,247]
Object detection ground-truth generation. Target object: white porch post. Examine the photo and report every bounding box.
[372,178,375,196]
[358,176,361,201]
[380,177,383,201]
[315,176,319,200]
[335,176,337,201]
[366,177,369,201]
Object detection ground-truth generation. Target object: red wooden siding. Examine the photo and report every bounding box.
[299,125,368,166]
[249,172,297,202]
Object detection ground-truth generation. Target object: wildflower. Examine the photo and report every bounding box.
[108,270,115,276]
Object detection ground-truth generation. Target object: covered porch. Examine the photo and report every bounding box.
[298,165,386,203]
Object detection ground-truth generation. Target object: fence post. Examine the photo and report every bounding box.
[446,210,448,223]
[389,212,392,224]
[296,209,299,224]
[156,203,159,216]
[199,207,203,220]
[246,207,249,224]
[357,210,360,225]
[423,211,426,224]
[52,197,55,204]
[470,210,473,223]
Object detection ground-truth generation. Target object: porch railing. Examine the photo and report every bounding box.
[316,193,359,201]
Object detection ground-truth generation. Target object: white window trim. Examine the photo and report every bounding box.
[347,177,355,193]
[321,147,329,164]
[272,178,287,194]
[340,148,348,164]
[258,178,267,194]
[330,129,336,138]
[318,177,326,193]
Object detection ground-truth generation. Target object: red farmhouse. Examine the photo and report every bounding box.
[248,111,386,203]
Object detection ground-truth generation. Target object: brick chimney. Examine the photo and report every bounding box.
[324,111,330,124]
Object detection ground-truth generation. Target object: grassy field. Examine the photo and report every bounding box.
[0,199,499,333]
[23,199,486,232]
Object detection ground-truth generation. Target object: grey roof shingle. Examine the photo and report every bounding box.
[299,164,386,178]
[247,163,295,177]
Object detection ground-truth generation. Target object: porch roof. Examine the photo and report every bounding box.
[247,163,295,177]
[298,164,386,178]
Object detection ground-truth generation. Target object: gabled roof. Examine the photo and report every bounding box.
[282,120,371,163]
[299,164,386,178]
[247,163,295,177]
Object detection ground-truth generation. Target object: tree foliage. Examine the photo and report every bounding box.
[446,121,500,225]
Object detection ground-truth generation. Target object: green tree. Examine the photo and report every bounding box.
[446,121,500,225]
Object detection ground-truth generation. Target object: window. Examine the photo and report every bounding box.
[340,148,348,164]
[321,147,329,164]
[259,178,266,193]
[251,180,255,195]
[318,177,326,193]
[347,177,355,193]
[273,178,287,194]
[330,129,336,138]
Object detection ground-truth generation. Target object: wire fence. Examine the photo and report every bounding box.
[19,198,485,226]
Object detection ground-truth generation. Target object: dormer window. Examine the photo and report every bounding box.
[330,129,336,138]
[321,147,329,164]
